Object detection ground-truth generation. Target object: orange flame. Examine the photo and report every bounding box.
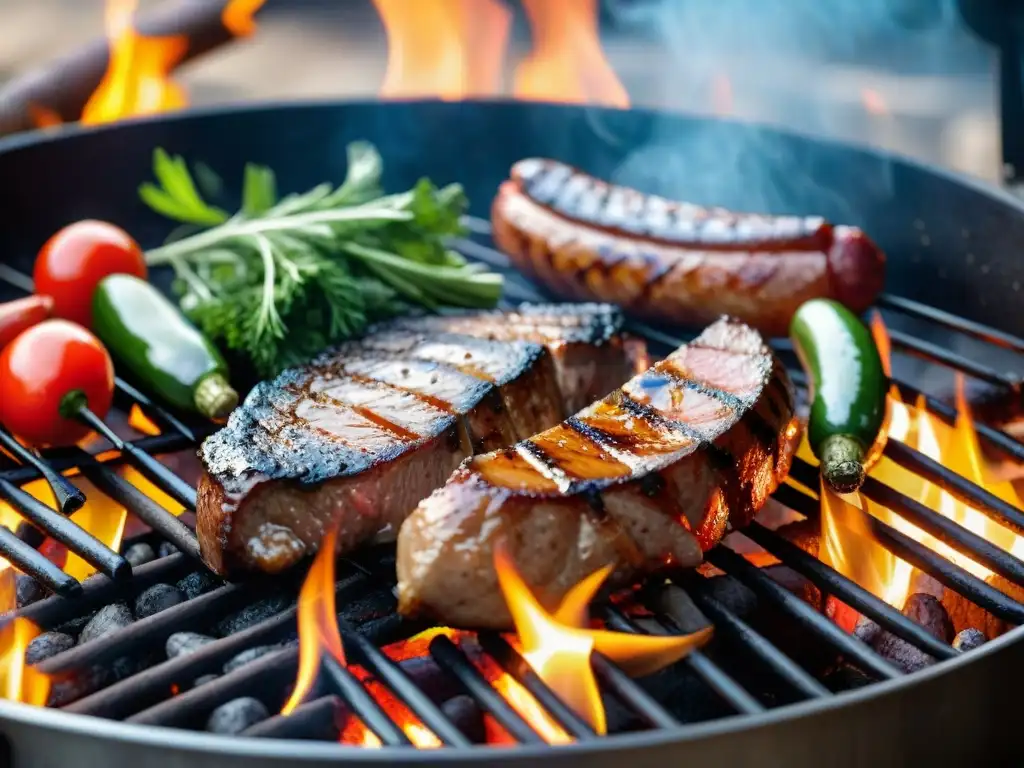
[0,571,49,705]
[371,0,511,100]
[494,543,711,734]
[514,0,629,107]
[281,528,345,716]
[222,0,267,37]
[808,315,1024,615]
[81,0,188,125]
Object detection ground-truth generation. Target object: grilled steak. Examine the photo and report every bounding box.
[385,303,645,413]
[396,317,799,629]
[197,304,638,576]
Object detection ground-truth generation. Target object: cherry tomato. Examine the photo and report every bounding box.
[0,319,115,446]
[0,295,53,350]
[34,220,146,327]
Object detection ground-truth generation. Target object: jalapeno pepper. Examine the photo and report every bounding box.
[92,274,238,420]
[789,298,888,493]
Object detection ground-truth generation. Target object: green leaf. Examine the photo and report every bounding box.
[139,148,230,226]
[241,163,277,217]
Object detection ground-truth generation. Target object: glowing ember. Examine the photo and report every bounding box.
[371,0,511,100]
[514,0,629,107]
[494,543,711,734]
[81,0,189,125]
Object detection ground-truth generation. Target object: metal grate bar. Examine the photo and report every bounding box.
[885,328,1020,390]
[589,653,680,729]
[321,654,411,746]
[242,695,343,740]
[601,607,766,715]
[113,377,198,443]
[340,619,471,747]
[883,440,1024,535]
[478,633,599,740]
[705,547,903,680]
[0,427,84,514]
[681,581,833,699]
[876,293,1024,354]
[78,454,200,561]
[76,407,197,510]
[0,523,79,597]
[428,635,546,745]
[742,512,956,660]
[0,476,128,581]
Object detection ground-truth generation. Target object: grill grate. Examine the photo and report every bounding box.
[0,215,1023,746]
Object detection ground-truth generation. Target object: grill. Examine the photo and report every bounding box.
[0,99,1023,767]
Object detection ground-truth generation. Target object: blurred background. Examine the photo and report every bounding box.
[0,0,1005,182]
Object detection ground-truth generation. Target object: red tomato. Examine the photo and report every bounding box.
[0,319,115,446]
[34,220,146,327]
[0,295,53,350]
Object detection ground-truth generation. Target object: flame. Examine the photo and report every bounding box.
[128,405,161,437]
[809,315,1024,615]
[514,0,629,107]
[222,0,267,37]
[371,0,511,100]
[81,0,188,125]
[27,104,63,130]
[0,571,49,705]
[494,543,711,735]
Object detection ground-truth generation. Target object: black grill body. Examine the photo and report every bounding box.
[0,100,1023,767]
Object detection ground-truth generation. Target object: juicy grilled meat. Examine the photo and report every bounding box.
[384,303,644,413]
[396,317,799,629]
[197,305,638,577]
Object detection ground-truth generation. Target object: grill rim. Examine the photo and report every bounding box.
[0,620,1020,760]
[2,98,1024,758]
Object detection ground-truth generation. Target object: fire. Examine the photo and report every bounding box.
[371,0,511,100]
[221,0,267,37]
[494,543,711,734]
[371,0,628,106]
[811,314,1024,615]
[513,0,629,107]
[0,571,49,705]
[81,0,189,125]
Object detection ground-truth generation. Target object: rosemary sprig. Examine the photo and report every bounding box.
[139,142,502,377]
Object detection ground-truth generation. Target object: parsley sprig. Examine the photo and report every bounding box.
[139,141,502,377]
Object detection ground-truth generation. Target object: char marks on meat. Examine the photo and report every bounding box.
[197,304,635,577]
[396,317,799,629]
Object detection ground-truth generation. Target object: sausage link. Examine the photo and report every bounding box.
[492,159,886,337]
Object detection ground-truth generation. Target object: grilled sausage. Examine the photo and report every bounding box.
[396,316,799,629]
[491,158,886,338]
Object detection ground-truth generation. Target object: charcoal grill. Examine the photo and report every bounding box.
[1,100,1024,767]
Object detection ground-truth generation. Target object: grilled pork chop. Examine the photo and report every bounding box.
[396,317,799,629]
[197,304,636,576]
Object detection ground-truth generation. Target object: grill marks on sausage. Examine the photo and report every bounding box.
[514,158,830,251]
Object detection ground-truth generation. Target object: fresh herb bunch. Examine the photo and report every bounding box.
[139,142,502,377]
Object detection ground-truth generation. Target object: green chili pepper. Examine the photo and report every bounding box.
[790,298,888,493]
[92,274,238,420]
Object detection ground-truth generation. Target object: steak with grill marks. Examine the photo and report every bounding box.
[396,317,799,629]
[197,304,638,577]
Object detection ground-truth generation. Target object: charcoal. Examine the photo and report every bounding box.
[223,645,280,674]
[901,593,953,643]
[774,518,820,557]
[853,616,883,646]
[112,656,146,682]
[873,632,936,674]
[243,696,341,740]
[699,574,759,618]
[206,697,269,735]
[78,603,132,645]
[942,575,1024,639]
[176,570,220,600]
[652,585,710,633]
[158,541,179,559]
[823,664,873,692]
[442,695,485,743]
[15,574,48,608]
[216,593,292,637]
[24,632,74,664]
[123,542,156,567]
[166,632,216,660]
[953,628,987,652]
[193,674,219,689]
[46,666,110,707]
[133,583,186,619]
[763,565,822,610]
[397,656,462,703]
[53,612,96,640]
